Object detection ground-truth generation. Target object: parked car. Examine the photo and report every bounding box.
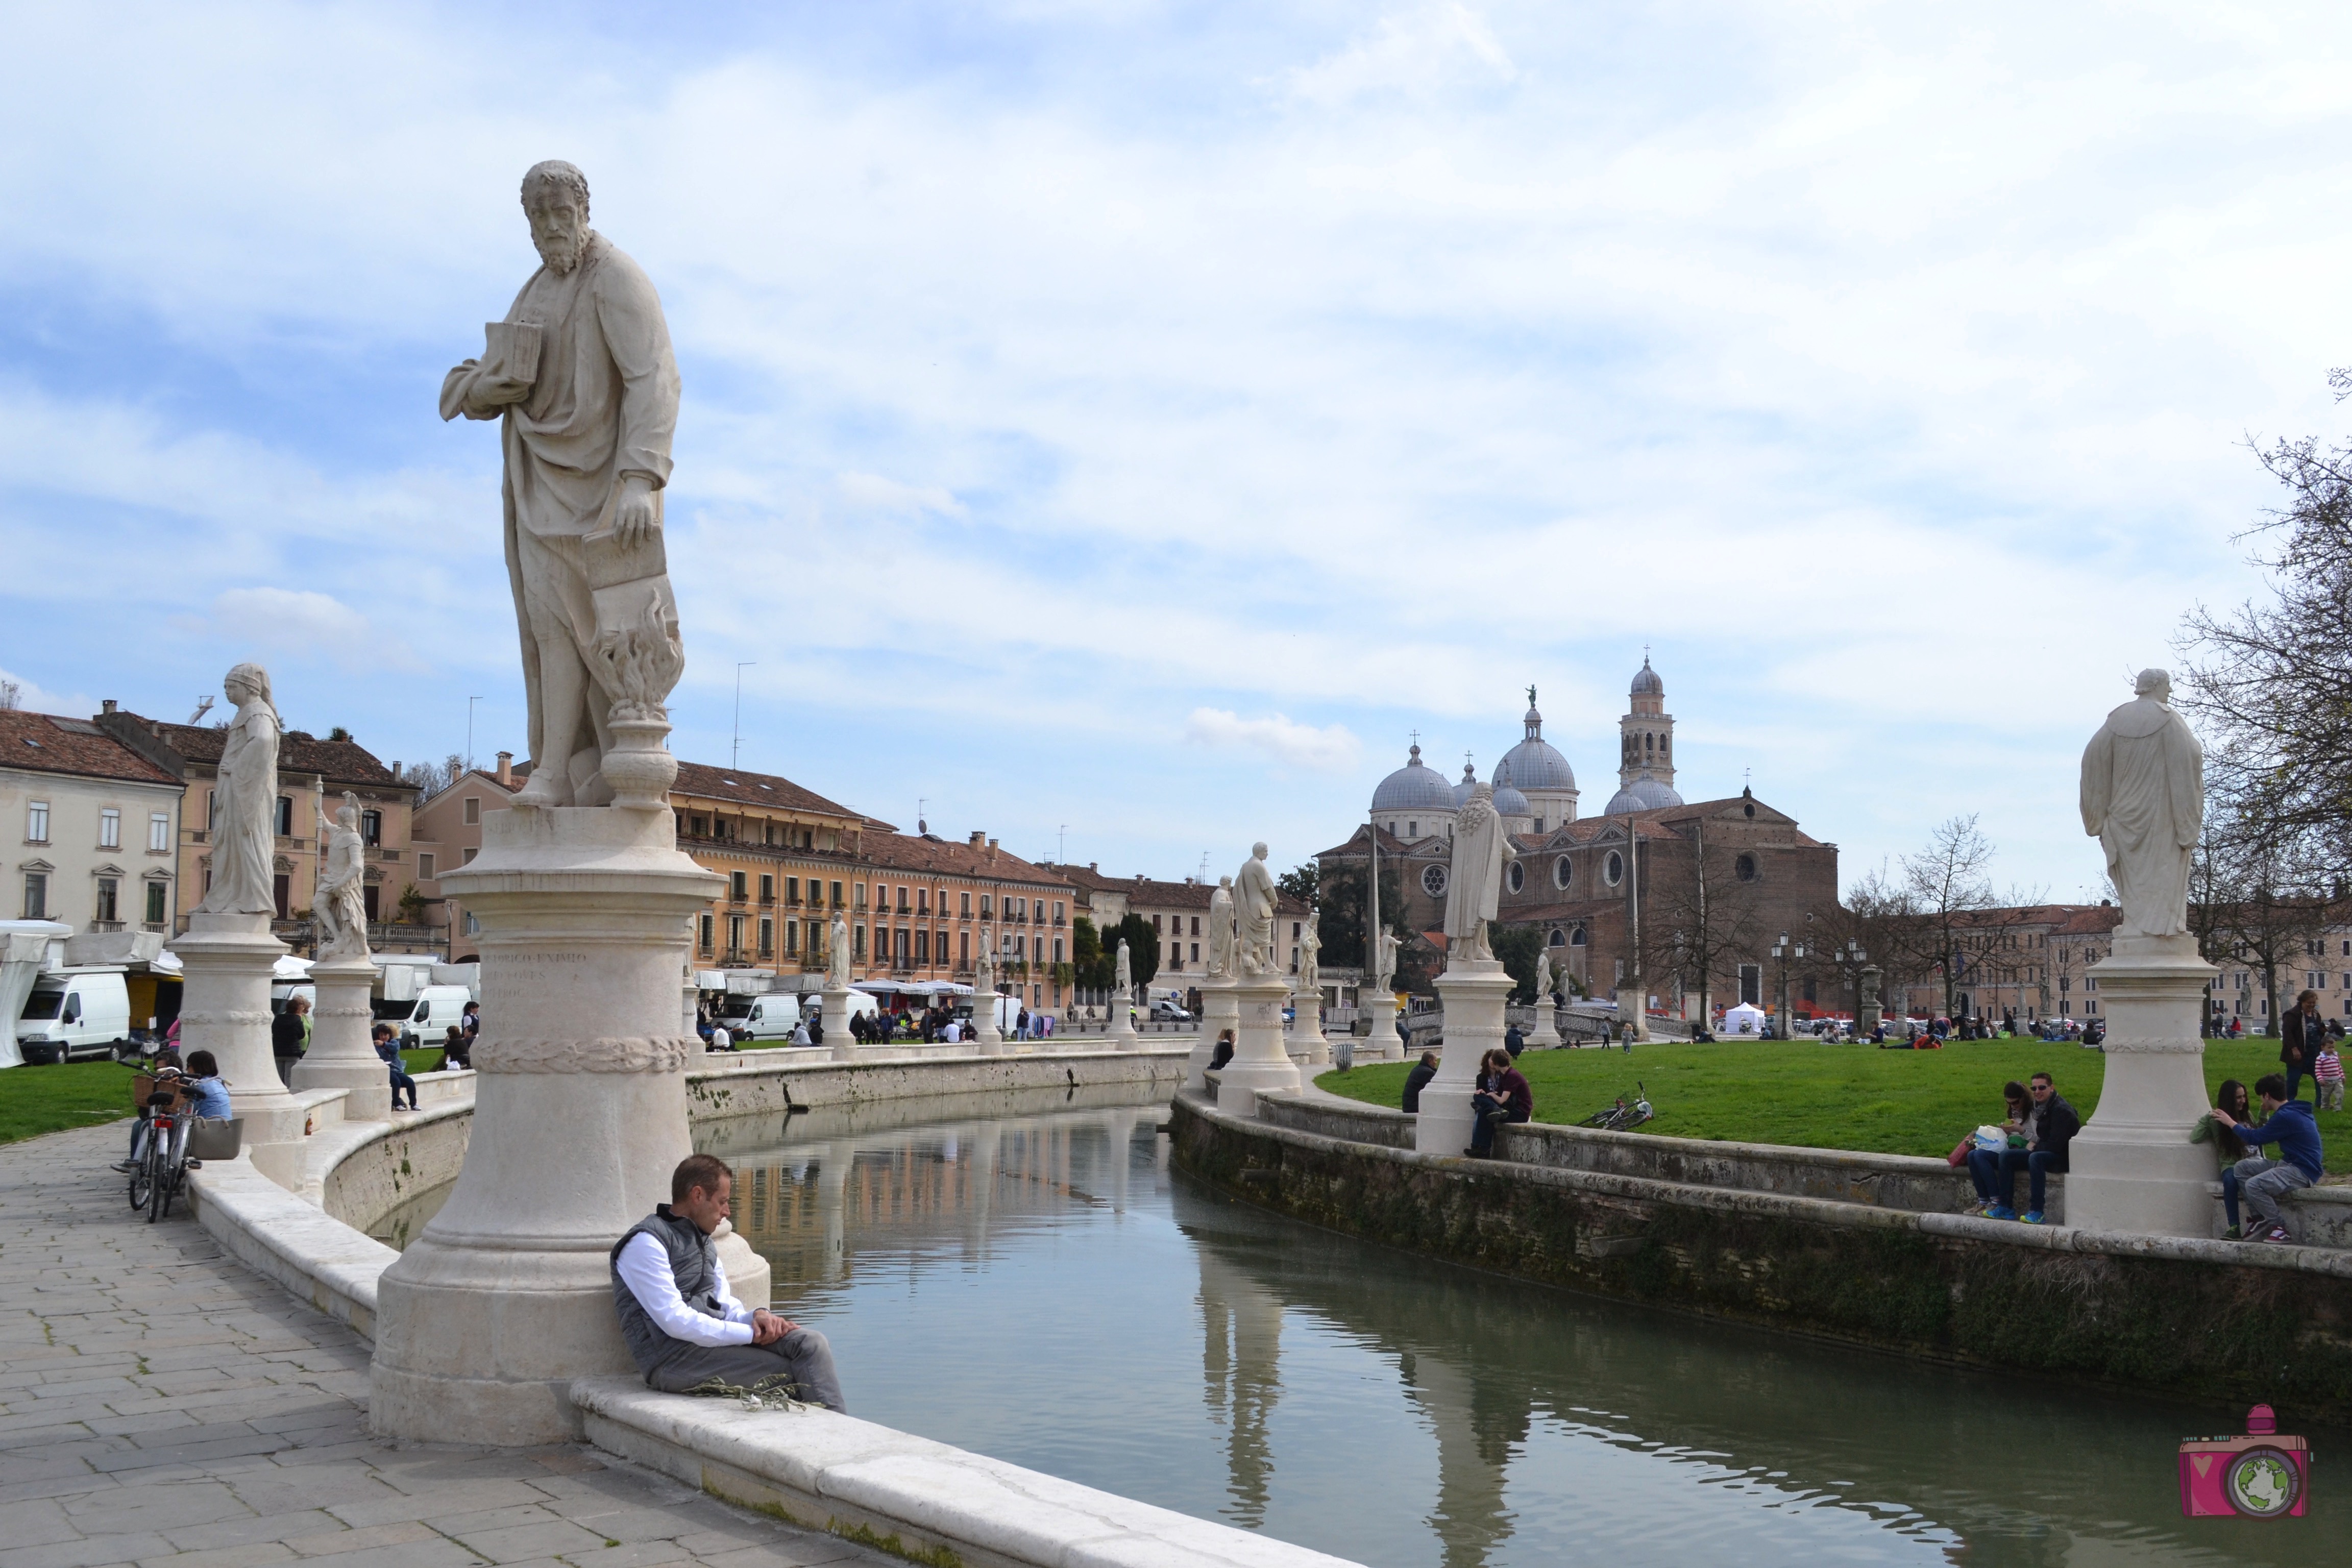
[398,985,475,1050]
[15,968,133,1063]
[1149,999,1192,1023]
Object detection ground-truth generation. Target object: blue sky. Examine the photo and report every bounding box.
[2,1,2344,897]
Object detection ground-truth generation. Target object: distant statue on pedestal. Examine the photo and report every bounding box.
[2080,669,2204,941]
[314,792,372,960]
[1115,938,1132,999]
[827,911,851,988]
[1234,844,1278,976]
[1533,949,1553,1004]
[1444,783,1507,964]
[193,664,281,917]
[1206,878,1236,978]
[1373,929,1398,993]
[1297,919,1320,995]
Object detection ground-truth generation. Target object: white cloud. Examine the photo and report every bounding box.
[836,472,966,518]
[1185,708,1361,773]
[203,587,403,672]
[0,667,95,720]
[1284,5,1520,106]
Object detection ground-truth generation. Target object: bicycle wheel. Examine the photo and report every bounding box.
[144,1140,169,1222]
[127,1130,154,1212]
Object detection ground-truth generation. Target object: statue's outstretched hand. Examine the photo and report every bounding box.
[612,473,660,550]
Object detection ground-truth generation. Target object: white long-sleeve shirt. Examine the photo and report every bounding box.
[615,1232,756,1347]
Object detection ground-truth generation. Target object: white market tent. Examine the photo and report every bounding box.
[1721,1003,1768,1037]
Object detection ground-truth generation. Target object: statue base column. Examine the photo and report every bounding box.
[1215,972,1300,1115]
[370,801,726,1445]
[1189,977,1238,1091]
[1526,998,1562,1050]
[170,912,305,1189]
[1108,1002,1140,1052]
[2061,936,2218,1235]
[824,984,862,1063]
[1288,987,1329,1067]
[1362,993,1403,1062]
[1418,960,1511,1156]
[972,991,1003,1057]
[291,953,391,1120]
[1614,985,1649,1042]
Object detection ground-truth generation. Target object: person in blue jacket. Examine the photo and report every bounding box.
[2212,1072,2323,1244]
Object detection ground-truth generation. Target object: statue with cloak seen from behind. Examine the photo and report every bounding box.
[2080,669,2203,941]
[1444,782,1508,964]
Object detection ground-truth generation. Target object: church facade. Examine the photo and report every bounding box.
[1320,659,1839,1017]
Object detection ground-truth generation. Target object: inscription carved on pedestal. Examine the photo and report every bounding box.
[472,1035,695,1074]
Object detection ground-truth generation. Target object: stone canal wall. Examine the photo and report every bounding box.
[1175,1090,2352,1424]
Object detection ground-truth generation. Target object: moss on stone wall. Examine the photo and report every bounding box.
[1172,1099,2352,1423]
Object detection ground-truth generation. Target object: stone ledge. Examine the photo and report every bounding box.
[1205,1092,2352,1279]
[186,1153,392,1340]
[571,1376,1359,1568]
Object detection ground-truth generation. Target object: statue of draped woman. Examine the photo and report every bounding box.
[193,664,281,917]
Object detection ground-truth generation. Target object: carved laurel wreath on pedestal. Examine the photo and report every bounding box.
[472,1035,696,1073]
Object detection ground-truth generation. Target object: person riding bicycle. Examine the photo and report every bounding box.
[113,1049,231,1171]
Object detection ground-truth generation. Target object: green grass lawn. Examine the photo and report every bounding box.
[0,1059,144,1145]
[1316,1037,2351,1174]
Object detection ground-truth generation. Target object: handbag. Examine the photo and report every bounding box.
[1947,1138,1972,1167]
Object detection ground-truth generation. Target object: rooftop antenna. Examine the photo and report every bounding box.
[1058,824,1066,863]
[732,663,755,771]
[918,798,928,835]
[467,696,482,770]
[187,696,214,725]
[1198,851,1210,883]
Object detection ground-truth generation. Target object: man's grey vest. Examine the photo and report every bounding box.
[610,1207,722,1376]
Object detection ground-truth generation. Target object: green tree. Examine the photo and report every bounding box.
[1278,863,1320,908]
[1314,860,1407,969]
[1070,915,1111,990]
[1108,913,1159,988]
[1493,924,1543,1004]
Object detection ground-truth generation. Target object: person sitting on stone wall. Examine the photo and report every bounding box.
[1403,1050,1438,1113]
[1467,1047,1533,1158]
[1504,1021,1526,1059]
[611,1154,845,1410]
[377,1024,420,1112]
[1963,1081,2032,1216]
[1209,1029,1236,1073]
[1979,1070,2079,1224]
[2212,1073,2323,1244]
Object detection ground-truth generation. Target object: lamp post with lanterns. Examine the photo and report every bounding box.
[1771,931,1806,1038]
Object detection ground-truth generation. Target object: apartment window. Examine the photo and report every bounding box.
[1054,900,1065,923]
[99,808,120,849]
[419,852,436,880]
[144,881,166,925]
[1190,917,1200,937]
[95,878,118,923]
[727,915,744,951]
[856,884,870,910]
[463,796,481,825]
[830,880,844,908]
[759,918,774,956]
[699,914,714,950]
[960,891,972,917]
[936,927,948,965]
[1153,914,1163,932]
[22,872,45,919]
[275,796,293,836]
[26,802,48,843]
[730,871,748,901]
[759,874,774,903]
[980,894,992,918]
[897,886,910,914]
[461,847,477,865]
[1190,943,1199,962]
[1291,921,1302,941]
[463,911,480,936]
[149,812,170,852]
[786,876,800,905]
[205,790,216,829]
[1053,937,1064,964]
[915,929,930,965]
[360,810,382,845]
[854,924,867,959]
[785,919,799,957]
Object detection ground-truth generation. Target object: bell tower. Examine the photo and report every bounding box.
[1619,654,1675,790]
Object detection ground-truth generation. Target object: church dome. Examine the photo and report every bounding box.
[1492,781,1532,818]
[1499,689,1576,793]
[1370,744,1455,814]
[1630,657,1663,698]
[1602,771,1683,815]
[1451,762,1480,808]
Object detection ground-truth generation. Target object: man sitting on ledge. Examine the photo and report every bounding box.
[611,1154,846,1410]
[2212,1073,2323,1245]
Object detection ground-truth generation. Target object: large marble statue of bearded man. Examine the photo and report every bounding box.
[2080,668,2204,941]
[441,160,684,808]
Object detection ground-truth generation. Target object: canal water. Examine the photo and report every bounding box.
[396,1085,2341,1565]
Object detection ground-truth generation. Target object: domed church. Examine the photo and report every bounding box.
[1323,656,1839,1018]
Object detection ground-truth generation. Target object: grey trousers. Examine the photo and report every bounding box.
[647,1328,845,1412]
[2233,1156,2313,1229]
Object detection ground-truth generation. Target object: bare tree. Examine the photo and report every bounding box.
[1638,817,1767,1025]
[2195,781,2334,1036]
[398,753,467,802]
[0,679,18,711]
[1807,863,1914,1020]
[1896,816,2045,1021]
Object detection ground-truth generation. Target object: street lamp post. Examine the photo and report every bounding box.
[1770,931,1806,1038]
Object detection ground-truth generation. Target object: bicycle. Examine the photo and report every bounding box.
[1579,1082,1653,1133]
[127,1085,194,1222]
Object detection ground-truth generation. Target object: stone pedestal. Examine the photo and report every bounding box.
[1189,977,1238,1091]
[292,953,391,1120]
[1215,972,1300,1115]
[1108,993,1141,1052]
[1613,985,1649,1042]
[370,802,728,1446]
[971,991,1003,1057]
[170,912,305,1189]
[1288,985,1329,1066]
[823,984,861,1063]
[1362,993,1403,1062]
[1526,997,1562,1050]
[2062,936,2218,1236]
[1417,961,1512,1157]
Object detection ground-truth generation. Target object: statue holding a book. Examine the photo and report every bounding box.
[440,159,685,808]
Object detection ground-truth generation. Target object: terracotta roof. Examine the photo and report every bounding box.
[1312,824,1414,860]
[856,834,1073,889]
[119,713,404,788]
[671,761,869,824]
[0,712,178,786]
[1052,864,1309,915]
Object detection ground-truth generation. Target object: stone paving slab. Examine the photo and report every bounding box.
[0,1128,887,1568]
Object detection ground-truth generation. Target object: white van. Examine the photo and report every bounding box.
[16,969,133,1064]
[399,985,475,1050]
[734,993,803,1042]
